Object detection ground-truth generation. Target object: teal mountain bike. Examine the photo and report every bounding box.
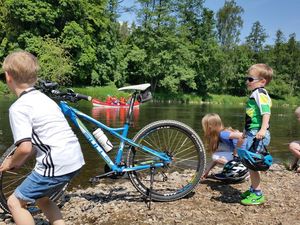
[0,81,206,214]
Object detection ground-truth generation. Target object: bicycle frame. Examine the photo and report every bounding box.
[58,100,172,174]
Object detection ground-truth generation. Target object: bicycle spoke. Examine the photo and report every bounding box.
[172,142,194,154]
[168,130,179,151]
[0,145,68,214]
[5,171,18,175]
[171,133,185,155]
[166,128,171,150]
[128,121,205,201]
[155,129,163,150]
[141,138,160,151]
[2,175,27,188]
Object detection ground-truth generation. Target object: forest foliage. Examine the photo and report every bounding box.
[0,0,300,100]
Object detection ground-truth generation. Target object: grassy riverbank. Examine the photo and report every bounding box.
[74,85,300,107]
[1,81,299,106]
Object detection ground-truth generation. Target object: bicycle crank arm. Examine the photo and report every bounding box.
[89,171,117,183]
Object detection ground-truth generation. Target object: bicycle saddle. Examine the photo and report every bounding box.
[118,83,150,91]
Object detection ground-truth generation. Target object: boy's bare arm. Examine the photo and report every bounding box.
[229,131,244,155]
[0,141,33,172]
[256,114,270,139]
[229,131,243,139]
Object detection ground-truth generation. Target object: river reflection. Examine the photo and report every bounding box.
[0,98,299,188]
[91,106,140,127]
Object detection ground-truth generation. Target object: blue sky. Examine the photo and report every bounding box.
[119,0,300,44]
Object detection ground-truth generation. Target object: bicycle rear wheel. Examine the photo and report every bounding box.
[127,120,206,201]
[0,145,68,214]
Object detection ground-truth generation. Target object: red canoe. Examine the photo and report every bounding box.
[92,98,140,108]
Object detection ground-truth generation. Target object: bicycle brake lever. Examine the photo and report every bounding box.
[67,88,75,94]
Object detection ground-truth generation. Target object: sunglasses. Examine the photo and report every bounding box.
[245,77,261,82]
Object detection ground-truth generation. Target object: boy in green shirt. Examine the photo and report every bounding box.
[240,63,273,205]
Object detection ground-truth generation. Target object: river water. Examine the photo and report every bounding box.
[0,98,298,187]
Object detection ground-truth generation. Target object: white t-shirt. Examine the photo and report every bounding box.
[9,88,85,177]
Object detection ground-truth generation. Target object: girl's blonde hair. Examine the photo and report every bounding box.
[2,50,39,85]
[201,113,224,153]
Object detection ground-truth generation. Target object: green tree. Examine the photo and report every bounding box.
[129,0,198,93]
[25,36,73,84]
[174,0,204,42]
[191,8,221,96]
[286,33,300,95]
[222,45,253,95]
[267,30,292,97]
[199,8,216,41]
[0,0,6,39]
[272,30,289,76]
[119,21,130,41]
[246,21,268,53]
[1,0,300,100]
[3,0,59,38]
[0,0,8,59]
[0,0,114,86]
[216,0,244,49]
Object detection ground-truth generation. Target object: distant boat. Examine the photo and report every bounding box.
[92,98,140,108]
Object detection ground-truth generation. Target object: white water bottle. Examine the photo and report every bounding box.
[93,128,113,152]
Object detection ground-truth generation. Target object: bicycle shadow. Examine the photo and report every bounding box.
[201,179,243,204]
[62,178,196,207]
[65,186,144,204]
[61,177,150,208]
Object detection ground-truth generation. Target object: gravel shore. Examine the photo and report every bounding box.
[0,163,299,225]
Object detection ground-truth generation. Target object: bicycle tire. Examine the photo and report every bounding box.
[0,145,68,214]
[127,120,206,201]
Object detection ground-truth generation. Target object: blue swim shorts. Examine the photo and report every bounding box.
[14,169,80,203]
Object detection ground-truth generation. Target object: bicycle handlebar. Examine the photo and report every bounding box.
[50,90,92,102]
[35,80,91,103]
[75,93,92,101]
[36,79,152,104]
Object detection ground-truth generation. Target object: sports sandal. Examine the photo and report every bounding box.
[240,190,251,199]
[241,193,265,205]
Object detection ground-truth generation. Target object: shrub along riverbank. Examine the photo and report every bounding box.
[70,85,300,107]
[0,81,299,107]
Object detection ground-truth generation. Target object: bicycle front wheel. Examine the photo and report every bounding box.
[0,145,68,214]
[127,120,206,201]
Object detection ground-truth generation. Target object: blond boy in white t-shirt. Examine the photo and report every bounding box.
[0,50,85,225]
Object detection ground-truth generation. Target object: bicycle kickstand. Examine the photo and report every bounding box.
[146,166,155,210]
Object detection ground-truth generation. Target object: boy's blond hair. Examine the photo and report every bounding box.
[247,63,273,85]
[2,50,39,85]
